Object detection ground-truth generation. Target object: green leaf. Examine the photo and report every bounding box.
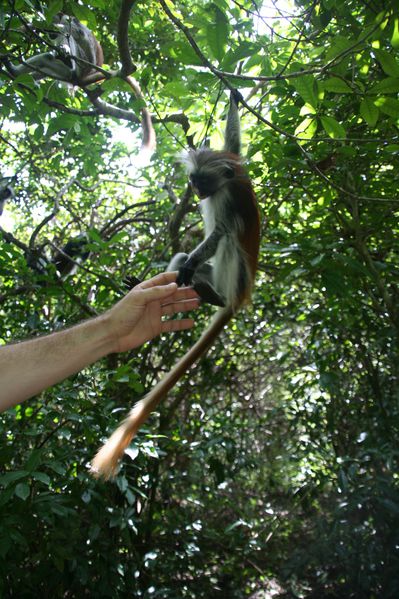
[33,124,45,142]
[225,519,248,533]
[0,470,29,486]
[162,81,190,100]
[45,0,64,22]
[125,488,135,505]
[15,483,30,501]
[46,114,77,137]
[294,117,317,140]
[323,77,352,93]
[320,116,346,139]
[325,36,354,61]
[369,77,399,94]
[374,96,399,118]
[391,17,399,49]
[380,498,399,515]
[338,469,348,491]
[125,447,139,461]
[46,462,64,475]
[25,449,43,471]
[71,5,97,28]
[206,4,229,62]
[170,41,203,66]
[360,97,379,126]
[374,49,399,77]
[293,75,319,108]
[32,471,51,486]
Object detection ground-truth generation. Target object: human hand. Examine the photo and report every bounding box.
[103,271,200,353]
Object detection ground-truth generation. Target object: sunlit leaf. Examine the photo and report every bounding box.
[294,117,317,140]
[360,97,379,126]
[206,4,229,62]
[374,49,399,77]
[391,17,399,48]
[374,96,399,117]
[320,116,346,139]
[293,75,319,108]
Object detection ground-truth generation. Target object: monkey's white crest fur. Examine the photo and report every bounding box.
[181,148,241,176]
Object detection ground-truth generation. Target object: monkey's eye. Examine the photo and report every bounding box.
[190,173,205,186]
[224,167,235,179]
[49,29,61,41]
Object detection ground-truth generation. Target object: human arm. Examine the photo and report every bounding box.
[0,272,199,412]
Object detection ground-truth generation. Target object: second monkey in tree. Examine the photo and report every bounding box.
[91,91,260,479]
[5,14,155,153]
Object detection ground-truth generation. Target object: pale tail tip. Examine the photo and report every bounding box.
[90,449,120,481]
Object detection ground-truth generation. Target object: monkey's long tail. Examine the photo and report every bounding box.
[91,307,233,480]
[125,76,156,153]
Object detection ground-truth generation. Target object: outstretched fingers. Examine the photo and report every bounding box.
[139,271,178,289]
[135,273,199,306]
[161,297,199,317]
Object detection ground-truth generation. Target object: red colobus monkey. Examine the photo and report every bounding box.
[52,234,90,277]
[6,15,103,85]
[5,15,155,152]
[91,91,260,479]
[0,178,15,216]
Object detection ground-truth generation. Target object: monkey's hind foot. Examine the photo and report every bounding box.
[193,281,225,307]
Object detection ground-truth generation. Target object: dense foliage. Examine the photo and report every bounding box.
[1,0,398,596]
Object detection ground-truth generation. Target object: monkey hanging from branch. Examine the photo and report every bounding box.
[4,14,103,85]
[52,234,91,278]
[4,14,155,152]
[0,177,15,216]
[91,90,260,480]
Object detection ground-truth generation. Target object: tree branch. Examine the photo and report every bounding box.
[29,178,76,249]
[85,90,142,124]
[117,0,139,76]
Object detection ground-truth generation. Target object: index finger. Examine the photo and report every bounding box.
[161,285,199,305]
[139,271,178,289]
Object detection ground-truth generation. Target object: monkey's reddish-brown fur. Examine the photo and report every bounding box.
[225,155,260,303]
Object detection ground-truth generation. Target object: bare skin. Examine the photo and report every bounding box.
[0,272,199,412]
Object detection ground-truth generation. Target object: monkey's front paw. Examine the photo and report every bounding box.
[176,265,195,286]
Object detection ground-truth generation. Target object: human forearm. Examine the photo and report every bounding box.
[0,273,199,412]
[0,314,112,412]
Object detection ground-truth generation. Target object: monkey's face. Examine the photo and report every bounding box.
[189,172,219,198]
[184,149,236,199]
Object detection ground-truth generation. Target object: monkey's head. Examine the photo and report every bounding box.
[182,149,239,199]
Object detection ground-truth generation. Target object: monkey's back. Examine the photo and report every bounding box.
[227,167,260,303]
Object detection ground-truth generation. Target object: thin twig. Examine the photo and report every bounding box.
[29,178,76,249]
